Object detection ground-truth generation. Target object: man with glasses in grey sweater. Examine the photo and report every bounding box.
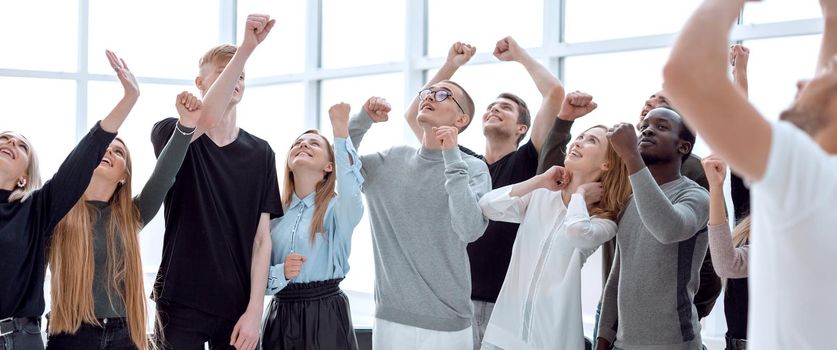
[349,88,491,350]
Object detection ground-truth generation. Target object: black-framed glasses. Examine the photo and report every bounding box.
[418,88,465,114]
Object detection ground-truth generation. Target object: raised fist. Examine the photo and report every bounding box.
[241,14,276,51]
[432,125,459,150]
[558,91,598,121]
[493,36,524,62]
[175,91,202,128]
[606,123,641,161]
[447,42,476,68]
[363,96,391,123]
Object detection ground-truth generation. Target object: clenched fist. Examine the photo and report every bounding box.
[558,91,598,121]
[363,96,391,123]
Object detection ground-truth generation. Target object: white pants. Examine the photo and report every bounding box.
[373,318,473,350]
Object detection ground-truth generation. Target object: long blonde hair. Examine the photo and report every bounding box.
[48,138,148,350]
[0,131,42,203]
[585,125,633,221]
[732,215,751,247]
[282,130,337,244]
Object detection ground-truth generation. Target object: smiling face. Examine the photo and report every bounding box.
[287,132,334,176]
[0,132,32,188]
[637,108,692,165]
[639,90,671,123]
[564,126,610,179]
[482,95,529,143]
[92,139,130,186]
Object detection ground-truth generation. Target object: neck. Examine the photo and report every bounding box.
[84,176,117,202]
[816,129,837,155]
[0,174,15,192]
[293,169,323,199]
[205,105,239,144]
[561,170,599,204]
[484,136,518,164]
[420,125,445,150]
[647,161,682,185]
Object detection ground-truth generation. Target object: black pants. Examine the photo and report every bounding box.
[0,318,43,350]
[154,300,236,350]
[261,279,357,350]
[46,318,136,350]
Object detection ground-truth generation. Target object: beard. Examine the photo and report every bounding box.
[779,106,824,136]
[640,150,675,166]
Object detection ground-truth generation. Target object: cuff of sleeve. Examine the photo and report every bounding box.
[442,148,464,165]
[598,327,617,343]
[266,264,289,295]
[565,193,590,224]
[628,166,654,188]
[354,109,375,128]
[552,118,574,130]
[91,120,118,139]
[337,137,364,189]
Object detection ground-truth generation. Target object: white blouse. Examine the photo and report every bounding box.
[478,185,616,350]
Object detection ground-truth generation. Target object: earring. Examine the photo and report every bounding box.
[16,179,26,188]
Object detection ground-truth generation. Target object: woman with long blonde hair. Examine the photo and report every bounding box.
[478,125,633,350]
[45,91,203,350]
[261,102,365,350]
[0,51,134,350]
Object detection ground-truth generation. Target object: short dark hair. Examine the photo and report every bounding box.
[654,105,695,162]
[440,80,476,132]
[496,92,531,144]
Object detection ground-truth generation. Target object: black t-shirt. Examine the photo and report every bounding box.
[150,118,283,319]
[0,122,115,318]
[463,141,539,303]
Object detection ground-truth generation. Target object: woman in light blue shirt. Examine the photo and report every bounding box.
[261,102,364,350]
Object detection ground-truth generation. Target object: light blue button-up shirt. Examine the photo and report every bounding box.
[266,137,364,294]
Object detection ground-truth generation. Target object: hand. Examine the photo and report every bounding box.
[432,126,458,150]
[557,91,598,121]
[175,92,202,128]
[447,42,476,68]
[329,102,350,137]
[595,338,612,350]
[284,253,306,280]
[229,308,261,350]
[493,36,524,62]
[701,154,728,189]
[106,50,139,99]
[730,44,750,69]
[539,165,572,191]
[606,123,641,161]
[577,182,604,208]
[363,96,391,123]
[240,14,276,51]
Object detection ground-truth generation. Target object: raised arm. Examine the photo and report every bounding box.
[731,44,750,96]
[494,36,565,152]
[701,155,749,278]
[100,50,139,133]
[135,92,202,225]
[192,14,275,142]
[348,97,391,151]
[607,123,709,244]
[405,42,475,139]
[538,91,598,173]
[663,0,770,181]
[819,1,837,73]
[328,103,365,238]
[435,126,491,243]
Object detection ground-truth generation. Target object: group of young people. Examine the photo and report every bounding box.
[2,0,836,349]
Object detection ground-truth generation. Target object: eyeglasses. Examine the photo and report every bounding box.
[418,88,465,114]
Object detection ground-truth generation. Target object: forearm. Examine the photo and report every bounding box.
[136,123,193,224]
[247,215,271,312]
[818,12,837,73]
[733,66,749,97]
[708,224,749,278]
[100,95,138,133]
[509,176,546,198]
[443,149,490,242]
[564,194,617,250]
[708,186,727,226]
[517,53,562,97]
[406,62,460,138]
[631,168,707,243]
[537,118,574,174]
[348,110,374,150]
[199,47,253,131]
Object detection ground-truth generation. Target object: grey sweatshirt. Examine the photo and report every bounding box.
[88,124,193,317]
[598,168,709,350]
[348,111,491,331]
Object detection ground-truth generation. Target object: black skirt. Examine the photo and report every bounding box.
[261,278,358,350]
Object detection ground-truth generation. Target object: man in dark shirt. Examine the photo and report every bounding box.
[404,37,598,349]
[150,15,282,350]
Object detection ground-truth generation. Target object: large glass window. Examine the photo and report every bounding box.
[237,0,307,76]
[427,0,543,58]
[0,1,78,71]
[565,0,703,42]
[321,0,405,68]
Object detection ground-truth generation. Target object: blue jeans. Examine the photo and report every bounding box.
[46,318,137,350]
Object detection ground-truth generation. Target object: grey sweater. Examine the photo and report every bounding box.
[598,168,709,350]
[348,111,491,331]
[88,125,193,318]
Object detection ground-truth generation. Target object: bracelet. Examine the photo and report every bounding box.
[175,122,196,136]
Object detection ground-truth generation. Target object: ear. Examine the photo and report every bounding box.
[453,113,471,131]
[517,124,529,136]
[16,177,27,188]
[600,161,610,172]
[324,162,334,173]
[677,140,693,158]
